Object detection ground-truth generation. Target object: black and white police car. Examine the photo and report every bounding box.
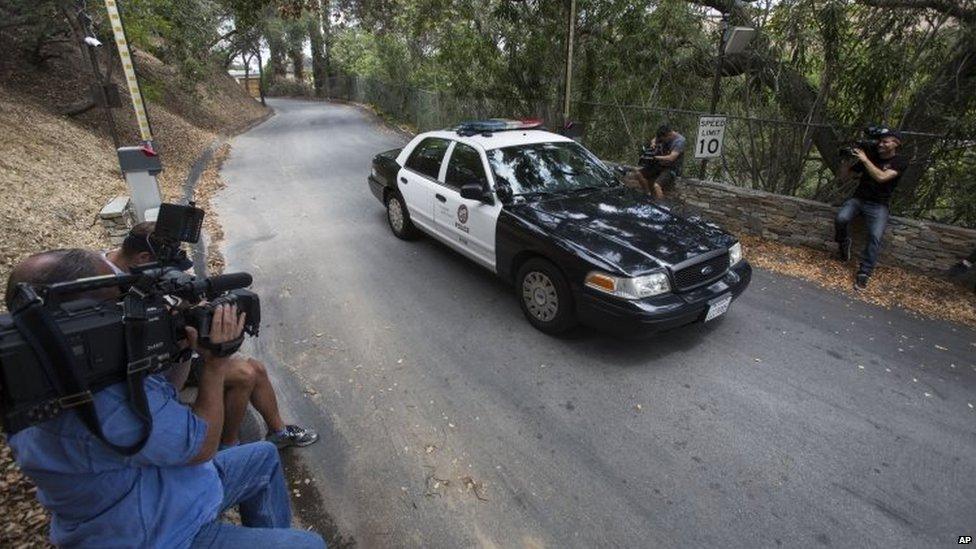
[367,119,751,335]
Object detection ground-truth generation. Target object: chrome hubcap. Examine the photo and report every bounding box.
[522,271,558,322]
[389,197,405,232]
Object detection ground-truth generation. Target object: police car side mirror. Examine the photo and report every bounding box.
[460,182,493,204]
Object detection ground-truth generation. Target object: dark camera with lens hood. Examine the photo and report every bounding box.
[638,143,666,168]
[0,203,260,455]
[840,125,888,160]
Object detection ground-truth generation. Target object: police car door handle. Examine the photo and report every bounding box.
[435,194,446,203]
[400,177,407,184]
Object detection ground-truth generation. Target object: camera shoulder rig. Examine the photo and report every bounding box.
[6,285,158,456]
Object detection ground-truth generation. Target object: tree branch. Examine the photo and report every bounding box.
[209,28,237,48]
[855,0,976,25]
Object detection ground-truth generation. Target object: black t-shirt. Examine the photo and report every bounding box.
[852,154,908,205]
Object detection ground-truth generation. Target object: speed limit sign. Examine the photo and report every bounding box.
[695,116,727,159]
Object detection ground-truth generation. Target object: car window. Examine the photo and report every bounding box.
[405,138,450,180]
[487,141,615,196]
[445,143,489,190]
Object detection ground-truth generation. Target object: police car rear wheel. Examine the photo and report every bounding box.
[517,258,577,334]
[387,192,419,240]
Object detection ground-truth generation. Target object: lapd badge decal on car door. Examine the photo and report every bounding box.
[455,204,470,233]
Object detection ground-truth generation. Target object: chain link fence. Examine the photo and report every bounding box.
[312,74,975,228]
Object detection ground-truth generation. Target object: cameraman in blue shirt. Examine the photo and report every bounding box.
[5,249,325,549]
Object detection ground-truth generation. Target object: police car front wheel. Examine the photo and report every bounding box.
[387,192,420,240]
[517,258,577,334]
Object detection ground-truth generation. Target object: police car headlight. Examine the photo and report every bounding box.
[585,270,671,299]
[729,242,743,265]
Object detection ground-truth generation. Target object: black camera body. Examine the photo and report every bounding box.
[0,294,179,422]
[0,203,261,445]
[638,143,666,168]
[840,125,887,159]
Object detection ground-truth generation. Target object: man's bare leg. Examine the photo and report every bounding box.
[652,170,674,200]
[652,181,664,200]
[221,358,256,446]
[218,357,319,448]
[629,169,654,195]
[246,358,286,433]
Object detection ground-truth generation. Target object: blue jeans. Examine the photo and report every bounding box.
[835,197,889,276]
[191,442,326,549]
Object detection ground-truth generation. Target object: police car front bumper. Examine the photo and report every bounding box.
[575,261,752,336]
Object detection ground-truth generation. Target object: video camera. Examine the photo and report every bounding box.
[0,203,260,454]
[638,143,666,168]
[840,125,889,160]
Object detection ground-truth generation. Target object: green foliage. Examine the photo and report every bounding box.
[6,0,970,225]
[327,0,976,226]
[123,0,223,85]
[140,77,165,104]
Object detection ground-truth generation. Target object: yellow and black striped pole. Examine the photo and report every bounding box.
[104,0,153,144]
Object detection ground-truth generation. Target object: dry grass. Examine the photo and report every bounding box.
[740,234,976,327]
[0,444,49,548]
[0,88,126,293]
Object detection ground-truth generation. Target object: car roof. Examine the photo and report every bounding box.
[420,129,575,151]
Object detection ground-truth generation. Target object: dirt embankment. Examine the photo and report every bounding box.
[0,37,269,547]
[0,41,269,287]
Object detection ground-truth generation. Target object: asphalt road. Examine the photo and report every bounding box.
[216,98,976,548]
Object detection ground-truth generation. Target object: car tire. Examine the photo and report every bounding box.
[386,192,420,240]
[517,258,578,334]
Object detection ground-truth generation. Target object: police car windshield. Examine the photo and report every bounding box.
[487,141,615,196]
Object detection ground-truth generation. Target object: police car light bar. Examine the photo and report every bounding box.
[455,118,544,136]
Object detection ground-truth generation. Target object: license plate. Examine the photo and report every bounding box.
[704,294,732,322]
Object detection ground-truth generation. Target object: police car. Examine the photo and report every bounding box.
[367,119,751,335]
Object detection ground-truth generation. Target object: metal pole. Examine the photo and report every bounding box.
[84,45,122,149]
[698,12,729,179]
[562,0,576,125]
[76,1,122,149]
[104,0,155,146]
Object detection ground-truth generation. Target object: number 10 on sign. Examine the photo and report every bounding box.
[695,116,727,159]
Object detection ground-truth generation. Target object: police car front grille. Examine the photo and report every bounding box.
[672,253,730,291]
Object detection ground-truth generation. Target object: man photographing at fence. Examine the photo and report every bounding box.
[635,123,686,200]
[3,249,326,548]
[834,127,908,290]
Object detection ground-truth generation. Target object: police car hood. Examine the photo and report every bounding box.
[513,186,734,274]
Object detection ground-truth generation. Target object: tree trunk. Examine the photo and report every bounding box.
[285,19,306,85]
[265,24,288,85]
[242,51,250,91]
[321,2,333,80]
[255,48,267,106]
[308,15,326,97]
[288,47,304,83]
